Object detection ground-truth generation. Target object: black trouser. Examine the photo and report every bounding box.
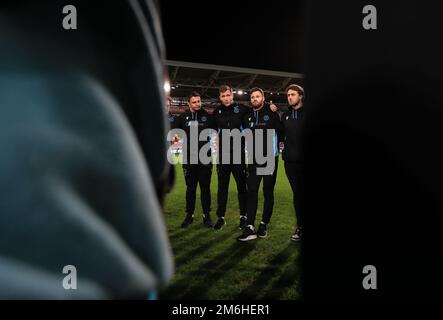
[183,164,212,216]
[284,161,304,228]
[246,157,279,226]
[216,164,247,217]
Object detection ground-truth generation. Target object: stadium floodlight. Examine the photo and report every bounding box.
[238,90,244,95]
[164,81,171,94]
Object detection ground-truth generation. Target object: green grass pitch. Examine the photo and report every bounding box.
[159,155,301,300]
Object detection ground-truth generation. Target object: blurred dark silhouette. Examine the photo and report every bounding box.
[302,1,443,299]
[0,0,173,299]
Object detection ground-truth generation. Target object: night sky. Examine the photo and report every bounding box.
[159,0,304,73]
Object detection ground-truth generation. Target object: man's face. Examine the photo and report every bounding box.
[250,90,264,109]
[188,96,202,112]
[287,89,302,107]
[219,90,234,106]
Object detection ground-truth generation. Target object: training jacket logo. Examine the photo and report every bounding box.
[233,106,240,113]
[263,115,270,121]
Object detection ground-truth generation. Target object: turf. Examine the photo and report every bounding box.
[159,155,301,300]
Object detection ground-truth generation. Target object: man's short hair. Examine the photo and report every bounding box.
[187,91,201,102]
[250,87,265,97]
[219,85,232,95]
[286,84,304,96]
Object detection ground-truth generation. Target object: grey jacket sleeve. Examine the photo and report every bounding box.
[0,0,173,299]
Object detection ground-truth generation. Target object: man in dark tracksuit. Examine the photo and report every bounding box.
[237,88,283,241]
[212,85,249,230]
[175,92,215,228]
[281,84,305,241]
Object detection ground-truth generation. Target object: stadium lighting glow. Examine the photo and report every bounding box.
[164,81,171,94]
[238,90,244,95]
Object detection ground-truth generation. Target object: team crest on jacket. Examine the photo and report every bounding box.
[201,116,207,122]
[233,106,240,113]
[264,115,270,121]
[286,116,289,120]
[219,110,222,114]
[168,115,174,122]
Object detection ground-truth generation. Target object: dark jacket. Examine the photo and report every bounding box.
[242,103,283,165]
[213,103,250,163]
[175,108,215,164]
[281,106,305,163]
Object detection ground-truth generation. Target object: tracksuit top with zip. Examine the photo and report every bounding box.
[213,103,250,163]
[242,103,283,166]
[281,105,305,163]
[176,108,215,163]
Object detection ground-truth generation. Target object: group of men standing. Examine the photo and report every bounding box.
[167,84,304,242]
